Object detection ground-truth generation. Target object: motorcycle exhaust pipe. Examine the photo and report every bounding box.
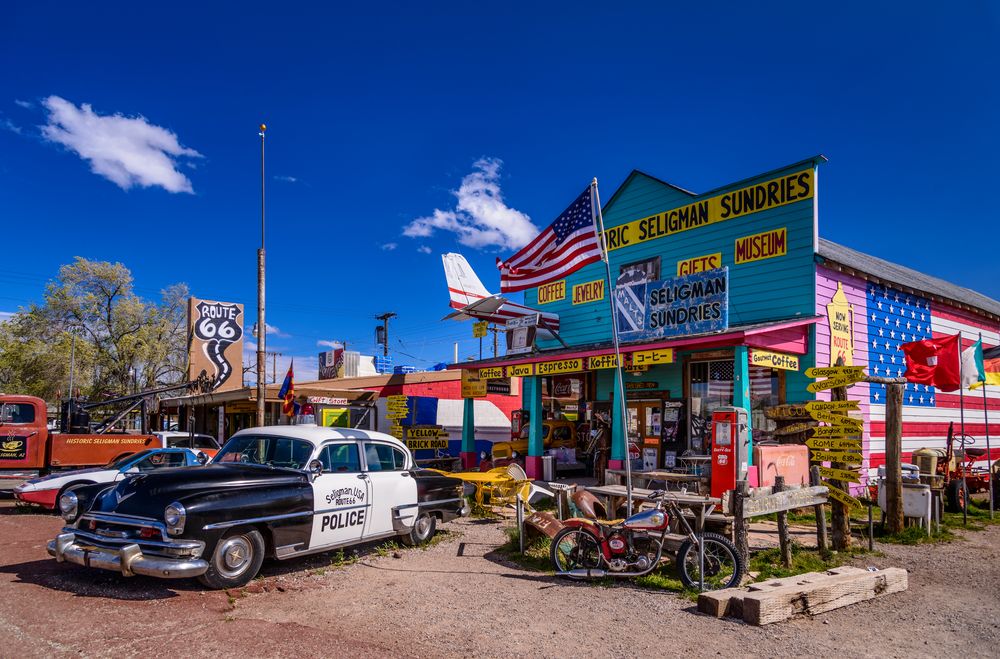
[558,568,607,578]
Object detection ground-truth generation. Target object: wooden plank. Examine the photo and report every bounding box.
[804,400,860,412]
[817,466,861,483]
[764,404,812,420]
[805,366,866,379]
[810,426,862,439]
[740,486,829,518]
[808,410,864,428]
[774,422,817,436]
[824,482,862,508]
[806,437,862,451]
[885,383,905,534]
[775,476,792,568]
[741,568,908,625]
[807,375,863,393]
[810,450,863,464]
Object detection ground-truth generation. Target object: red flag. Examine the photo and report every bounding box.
[901,334,960,392]
[278,361,295,417]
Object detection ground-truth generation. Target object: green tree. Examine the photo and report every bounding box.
[0,258,190,401]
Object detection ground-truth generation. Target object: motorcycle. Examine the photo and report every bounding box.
[550,490,743,590]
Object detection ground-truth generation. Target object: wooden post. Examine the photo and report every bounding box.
[830,385,852,550]
[885,383,905,534]
[774,475,792,568]
[810,465,828,553]
[733,480,749,566]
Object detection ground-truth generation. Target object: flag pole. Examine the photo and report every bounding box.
[980,332,993,519]
[959,332,967,446]
[591,178,632,512]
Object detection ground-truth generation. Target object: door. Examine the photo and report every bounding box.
[361,441,418,539]
[309,442,368,549]
[626,400,662,464]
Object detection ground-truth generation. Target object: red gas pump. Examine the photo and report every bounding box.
[709,407,749,499]
[511,409,528,440]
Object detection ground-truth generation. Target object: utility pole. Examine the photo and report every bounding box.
[375,312,396,357]
[269,352,283,384]
[256,123,267,427]
[489,324,502,358]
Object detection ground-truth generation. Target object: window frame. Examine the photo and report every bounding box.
[317,441,362,474]
[362,441,407,472]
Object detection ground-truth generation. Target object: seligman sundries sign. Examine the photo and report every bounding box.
[615,268,728,341]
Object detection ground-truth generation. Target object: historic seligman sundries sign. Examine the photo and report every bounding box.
[615,268,728,341]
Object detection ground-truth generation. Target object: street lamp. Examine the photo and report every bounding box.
[256,123,267,427]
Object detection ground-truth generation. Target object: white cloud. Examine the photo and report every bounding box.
[317,340,343,349]
[14,99,32,109]
[274,175,298,183]
[265,323,290,338]
[40,96,202,193]
[403,157,538,250]
[417,245,433,254]
[1,116,22,135]
[381,242,398,251]
[0,311,15,322]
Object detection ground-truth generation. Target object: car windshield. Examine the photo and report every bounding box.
[213,435,313,470]
[104,450,154,470]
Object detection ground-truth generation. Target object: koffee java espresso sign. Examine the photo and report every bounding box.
[188,298,244,392]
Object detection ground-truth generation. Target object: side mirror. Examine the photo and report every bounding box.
[308,459,324,481]
[196,452,209,466]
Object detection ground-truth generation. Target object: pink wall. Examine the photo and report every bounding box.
[815,266,871,487]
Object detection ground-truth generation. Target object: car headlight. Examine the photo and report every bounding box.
[164,502,186,535]
[58,491,79,521]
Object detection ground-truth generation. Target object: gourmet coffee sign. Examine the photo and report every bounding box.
[615,268,728,341]
[188,297,245,392]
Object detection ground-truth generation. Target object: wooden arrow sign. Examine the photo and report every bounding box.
[805,400,860,412]
[811,426,862,439]
[810,450,863,464]
[807,375,864,393]
[808,409,864,427]
[806,437,863,451]
[805,366,866,379]
[824,482,862,508]
[817,466,861,483]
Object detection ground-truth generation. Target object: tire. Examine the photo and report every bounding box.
[947,479,968,513]
[197,527,265,590]
[676,532,743,591]
[399,512,436,547]
[550,527,604,575]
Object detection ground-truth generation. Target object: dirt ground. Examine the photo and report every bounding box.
[0,502,998,658]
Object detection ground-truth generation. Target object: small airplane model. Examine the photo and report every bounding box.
[441,253,560,331]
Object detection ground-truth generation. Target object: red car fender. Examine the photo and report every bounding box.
[560,517,613,560]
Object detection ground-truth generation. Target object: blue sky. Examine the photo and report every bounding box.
[2,2,998,380]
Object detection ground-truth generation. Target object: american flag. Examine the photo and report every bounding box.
[865,282,1000,472]
[497,185,603,293]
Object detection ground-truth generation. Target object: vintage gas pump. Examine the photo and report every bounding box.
[511,409,528,440]
[709,406,750,499]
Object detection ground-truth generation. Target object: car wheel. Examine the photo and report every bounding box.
[400,512,436,547]
[197,527,265,589]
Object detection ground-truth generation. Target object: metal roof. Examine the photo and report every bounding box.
[817,238,1000,319]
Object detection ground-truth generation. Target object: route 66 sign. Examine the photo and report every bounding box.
[188,298,245,392]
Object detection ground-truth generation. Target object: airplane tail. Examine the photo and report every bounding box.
[442,253,491,309]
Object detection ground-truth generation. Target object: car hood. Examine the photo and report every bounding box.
[92,463,309,517]
[23,467,108,486]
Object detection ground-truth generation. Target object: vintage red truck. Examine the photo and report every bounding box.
[0,394,159,489]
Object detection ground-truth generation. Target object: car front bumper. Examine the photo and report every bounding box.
[47,532,209,579]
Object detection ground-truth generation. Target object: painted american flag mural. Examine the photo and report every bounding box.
[865,282,1000,472]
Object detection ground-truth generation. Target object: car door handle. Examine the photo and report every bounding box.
[357,473,368,480]
[400,471,410,477]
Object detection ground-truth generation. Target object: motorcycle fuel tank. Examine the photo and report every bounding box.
[622,509,667,530]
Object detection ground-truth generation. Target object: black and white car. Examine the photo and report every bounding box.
[48,426,468,589]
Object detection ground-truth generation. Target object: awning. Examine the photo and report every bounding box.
[160,385,377,408]
[450,316,820,370]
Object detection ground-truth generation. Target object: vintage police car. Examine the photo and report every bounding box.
[48,425,468,589]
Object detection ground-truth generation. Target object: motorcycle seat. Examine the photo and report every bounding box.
[592,519,624,526]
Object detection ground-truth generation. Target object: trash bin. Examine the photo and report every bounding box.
[542,455,555,481]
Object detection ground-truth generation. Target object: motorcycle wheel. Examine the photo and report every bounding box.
[676,532,743,591]
[550,527,604,575]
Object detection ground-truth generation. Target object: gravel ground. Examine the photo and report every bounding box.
[0,503,997,658]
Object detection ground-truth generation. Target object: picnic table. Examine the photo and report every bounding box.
[583,484,723,536]
[605,468,707,493]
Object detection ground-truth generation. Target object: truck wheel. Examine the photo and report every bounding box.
[197,527,265,589]
[400,513,436,546]
[947,479,968,513]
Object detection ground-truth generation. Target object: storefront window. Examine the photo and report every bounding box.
[689,360,734,453]
[750,366,782,442]
[543,376,586,421]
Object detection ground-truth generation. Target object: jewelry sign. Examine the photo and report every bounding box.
[188,298,244,392]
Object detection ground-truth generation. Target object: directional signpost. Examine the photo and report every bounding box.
[806,367,866,517]
[386,395,409,438]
